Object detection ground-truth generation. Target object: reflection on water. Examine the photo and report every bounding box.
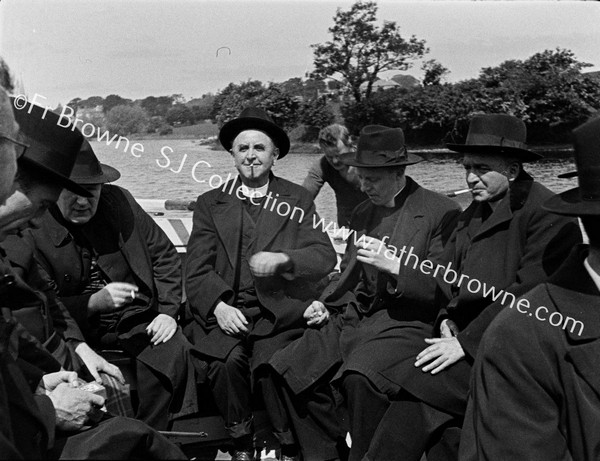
[93,139,577,225]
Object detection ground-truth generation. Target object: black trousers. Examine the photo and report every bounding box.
[207,343,344,460]
[340,373,390,461]
[364,397,460,461]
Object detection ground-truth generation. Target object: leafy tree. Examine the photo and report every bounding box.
[311,0,427,102]
[342,48,600,145]
[141,96,174,117]
[421,59,450,86]
[103,94,131,114]
[300,96,335,129]
[105,104,148,136]
[210,80,265,123]
[166,103,194,126]
[190,104,212,121]
[258,85,301,131]
[211,81,301,131]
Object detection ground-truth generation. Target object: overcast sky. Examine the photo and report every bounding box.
[1,0,598,108]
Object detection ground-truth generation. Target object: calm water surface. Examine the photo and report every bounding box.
[93,139,577,226]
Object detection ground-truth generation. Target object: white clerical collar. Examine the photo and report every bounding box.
[384,183,406,208]
[240,181,269,198]
[584,258,600,293]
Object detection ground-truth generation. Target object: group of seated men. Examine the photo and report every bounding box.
[1,76,599,461]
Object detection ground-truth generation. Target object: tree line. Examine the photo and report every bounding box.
[65,0,600,145]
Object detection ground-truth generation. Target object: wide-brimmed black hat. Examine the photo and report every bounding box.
[219,107,290,158]
[543,117,600,216]
[12,99,91,197]
[447,114,542,162]
[340,125,423,168]
[70,139,120,184]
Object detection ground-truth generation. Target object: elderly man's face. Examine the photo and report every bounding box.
[0,182,62,241]
[463,154,514,203]
[231,130,278,187]
[0,91,18,205]
[56,183,102,225]
[356,167,405,207]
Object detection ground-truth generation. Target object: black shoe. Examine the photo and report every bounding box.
[231,449,256,461]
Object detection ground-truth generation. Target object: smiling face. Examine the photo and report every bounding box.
[462,153,519,203]
[230,130,278,188]
[56,183,102,224]
[356,166,406,207]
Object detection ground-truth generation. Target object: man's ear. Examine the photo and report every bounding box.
[273,148,280,163]
[507,161,521,181]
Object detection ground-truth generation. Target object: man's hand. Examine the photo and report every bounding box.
[439,319,459,338]
[414,337,465,374]
[146,313,178,345]
[303,301,329,327]
[214,301,249,336]
[74,342,125,384]
[249,252,293,278]
[356,237,400,275]
[47,382,106,431]
[37,370,79,394]
[88,282,139,313]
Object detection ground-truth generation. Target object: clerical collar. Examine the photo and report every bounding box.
[240,181,269,199]
[383,183,407,208]
[584,258,600,293]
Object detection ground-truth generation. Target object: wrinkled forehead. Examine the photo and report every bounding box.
[0,90,18,137]
[232,129,276,149]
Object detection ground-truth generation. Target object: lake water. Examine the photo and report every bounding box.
[92,139,577,226]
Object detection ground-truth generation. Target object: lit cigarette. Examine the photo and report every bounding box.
[447,188,472,197]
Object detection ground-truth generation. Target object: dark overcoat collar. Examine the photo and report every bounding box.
[326,176,424,300]
[458,171,534,245]
[546,245,600,393]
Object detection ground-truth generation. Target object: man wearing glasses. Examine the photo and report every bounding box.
[365,114,583,461]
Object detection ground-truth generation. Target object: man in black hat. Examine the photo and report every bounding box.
[270,125,461,461]
[15,139,204,430]
[184,107,338,460]
[0,90,186,459]
[365,114,583,461]
[460,116,600,460]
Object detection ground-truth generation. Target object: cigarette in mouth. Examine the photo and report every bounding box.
[447,188,472,197]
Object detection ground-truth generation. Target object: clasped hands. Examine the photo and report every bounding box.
[37,370,106,432]
[414,319,465,374]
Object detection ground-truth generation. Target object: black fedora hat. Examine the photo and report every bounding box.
[341,125,423,168]
[12,99,91,197]
[447,114,542,162]
[544,117,600,216]
[70,139,120,184]
[219,107,290,158]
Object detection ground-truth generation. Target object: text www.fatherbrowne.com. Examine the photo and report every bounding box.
[312,215,585,337]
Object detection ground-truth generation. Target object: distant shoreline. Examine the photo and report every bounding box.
[115,136,575,159]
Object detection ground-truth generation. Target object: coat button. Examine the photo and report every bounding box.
[64,274,72,282]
